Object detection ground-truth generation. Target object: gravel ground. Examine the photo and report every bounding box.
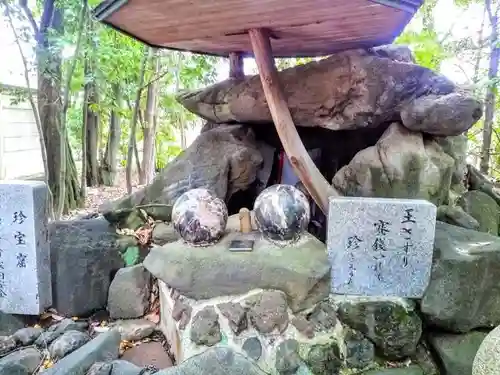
[63,169,145,220]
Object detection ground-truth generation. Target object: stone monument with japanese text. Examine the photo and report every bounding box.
[0,181,52,314]
[327,196,437,298]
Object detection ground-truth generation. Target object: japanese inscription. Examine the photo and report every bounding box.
[346,235,363,284]
[12,211,27,224]
[0,248,5,298]
[401,208,416,268]
[0,181,52,314]
[328,197,437,298]
[372,219,391,281]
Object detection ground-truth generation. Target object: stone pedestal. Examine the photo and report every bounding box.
[151,227,429,374]
[144,232,331,312]
[158,280,349,373]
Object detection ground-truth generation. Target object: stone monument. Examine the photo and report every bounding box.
[327,196,437,298]
[0,181,52,314]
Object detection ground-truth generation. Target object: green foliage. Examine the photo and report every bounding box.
[396,29,450,71]
[155,123,182,170]
[275,57,314,70]
[0,86,29,105]
[23,0,220,175]
[122,246,140,266]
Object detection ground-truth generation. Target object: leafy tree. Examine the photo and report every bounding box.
[480,0,500,175]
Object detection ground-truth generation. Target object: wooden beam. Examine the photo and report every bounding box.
[229,52,245,80]
[248,28,338,215]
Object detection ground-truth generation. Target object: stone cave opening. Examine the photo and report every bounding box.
[225,122,392,242]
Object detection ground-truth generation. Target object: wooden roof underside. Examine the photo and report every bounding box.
[93,0,423,57]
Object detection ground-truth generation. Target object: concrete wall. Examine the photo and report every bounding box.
[0,93,44,180]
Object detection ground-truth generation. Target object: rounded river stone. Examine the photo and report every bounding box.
[253,184,310,244]
[172,188,228,246]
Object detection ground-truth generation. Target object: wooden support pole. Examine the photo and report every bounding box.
[248,28,338,215]
[229,52,245,80]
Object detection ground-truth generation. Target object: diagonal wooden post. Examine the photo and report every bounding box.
[248,28,338,215]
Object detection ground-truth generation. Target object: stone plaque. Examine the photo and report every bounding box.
[0,181,51,314]
[327,196,437,298]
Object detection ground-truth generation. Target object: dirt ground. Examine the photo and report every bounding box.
[63,169,144,220]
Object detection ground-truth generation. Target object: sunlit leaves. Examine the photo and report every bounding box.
[5,0,221,172]
[396,29,450,71]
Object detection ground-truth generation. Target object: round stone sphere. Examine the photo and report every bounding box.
[473,325,500,375]
[253,184,310,243]
[172,188,228,246]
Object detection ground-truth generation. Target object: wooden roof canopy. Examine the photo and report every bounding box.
[92,0,423,216]
[93,0,423,57]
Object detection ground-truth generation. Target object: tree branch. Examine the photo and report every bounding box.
[18,0,39,39]
[57,0,88,218]
[140,68,169,91]
[438,8,467,44]
[38,0,55,45]
[486,0,495,25]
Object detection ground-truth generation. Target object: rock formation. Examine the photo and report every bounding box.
[44,44,500,375]
[178,48,481,136]
[101,45,492,246]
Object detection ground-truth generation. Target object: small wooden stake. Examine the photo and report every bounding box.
[248,28,338,215]
[239,207,252,233]
[229,52,245,80]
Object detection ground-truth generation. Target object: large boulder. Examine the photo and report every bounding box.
[49,218,124,317]
[144,232,330,312]
[457,190,500,235]
[467,164,500,207]
[436,205,480,230]
[435,134,468,199]
[336,297,422,359]
[332,123,455,206]
[177,47,481,135]
[421,222,500,332]
[102,125,263,212]
[429,331,487,375]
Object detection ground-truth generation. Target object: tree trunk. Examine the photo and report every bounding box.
[480,0,499,174]
[84,64,100,187]
[99,83,122,186]
[81,84,88,200]
[139,48,160,185]
[126,99,143,177]
[175,52,187,149]
[37,1,81,215]
[473,6,487,90]
[126,47,149,194]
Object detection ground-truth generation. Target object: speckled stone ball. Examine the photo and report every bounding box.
[473,325,500,375]
[253,184,310,244]
[172,188,228,246]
